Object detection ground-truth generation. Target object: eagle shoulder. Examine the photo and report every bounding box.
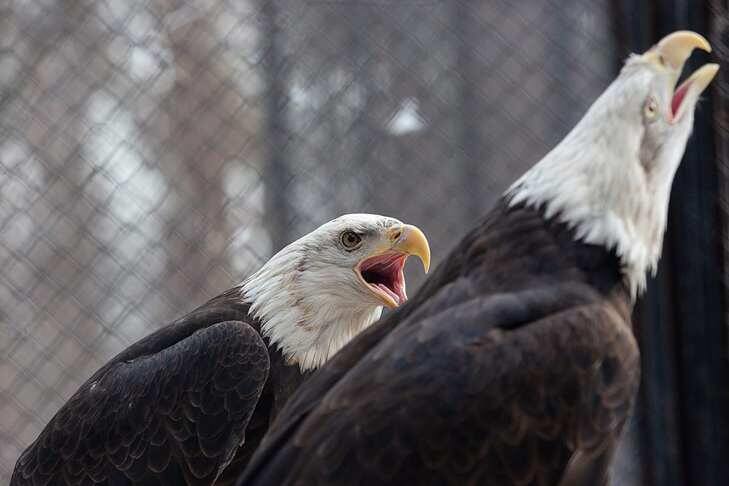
[240,282,639,486]
[12,318,270,486]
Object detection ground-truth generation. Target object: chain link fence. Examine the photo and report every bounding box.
[0,0,659,483]
[713,0,729,352]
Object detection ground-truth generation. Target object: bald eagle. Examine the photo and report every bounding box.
[11,214,430,486]
[238,32,718,486]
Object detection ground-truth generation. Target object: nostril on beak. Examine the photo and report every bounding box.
[391,229,402,242]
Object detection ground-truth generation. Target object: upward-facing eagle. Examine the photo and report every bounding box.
[239,32,718,486]
[11,214,430,486]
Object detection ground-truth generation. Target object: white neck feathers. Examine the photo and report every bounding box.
[241,245,382,371]
[506,78,688,298]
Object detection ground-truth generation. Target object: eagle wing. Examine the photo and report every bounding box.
[12,317,270,486]
[241,281,639,486]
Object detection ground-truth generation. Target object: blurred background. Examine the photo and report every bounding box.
[1,0,727,484]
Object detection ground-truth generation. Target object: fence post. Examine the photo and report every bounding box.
[452,1,483,221]
[261,0,292,250]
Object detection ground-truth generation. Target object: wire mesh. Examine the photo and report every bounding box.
[1,0,636,483]
[712,1,729,357]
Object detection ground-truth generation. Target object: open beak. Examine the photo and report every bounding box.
[645,31,718,122]
[356,224,431,308]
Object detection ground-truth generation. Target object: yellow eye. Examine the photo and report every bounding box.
[340,230,362,250]
[644,97,658,120]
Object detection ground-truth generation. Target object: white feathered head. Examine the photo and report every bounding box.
[243,214,430,370]
[508,31,718,297]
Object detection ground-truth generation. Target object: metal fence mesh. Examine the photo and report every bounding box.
[713,1,729,355]
[1,0,630,482]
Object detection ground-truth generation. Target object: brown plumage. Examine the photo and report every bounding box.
[239,202,639,486]
[238,31,717,486]
[11,215,431,486]
[10,288,301,486]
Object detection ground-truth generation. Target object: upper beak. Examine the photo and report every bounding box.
[387,224,431,273]
[650,31,711,71]
[645,31,718,121]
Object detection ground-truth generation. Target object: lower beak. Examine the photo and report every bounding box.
[670,63,719,122]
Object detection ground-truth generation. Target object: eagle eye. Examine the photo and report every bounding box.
[340,230,363,250]
[644,96,658,121]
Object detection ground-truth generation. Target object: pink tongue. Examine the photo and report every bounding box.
[672,82,690,117]
[377,284,400,305]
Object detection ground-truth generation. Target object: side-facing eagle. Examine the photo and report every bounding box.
[239,32,718,486]
[11,214,430,486]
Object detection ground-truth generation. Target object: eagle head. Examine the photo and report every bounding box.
[507,31,718,297]
[242,214,430,371]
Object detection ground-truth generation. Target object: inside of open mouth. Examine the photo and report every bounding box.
[671,80,690,118]
[360,252,408,305]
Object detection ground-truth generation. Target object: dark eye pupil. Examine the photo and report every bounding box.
[343,232,359,247]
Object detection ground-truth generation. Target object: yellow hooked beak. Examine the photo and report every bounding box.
[355,224,431,309]
[643,30,718,122]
